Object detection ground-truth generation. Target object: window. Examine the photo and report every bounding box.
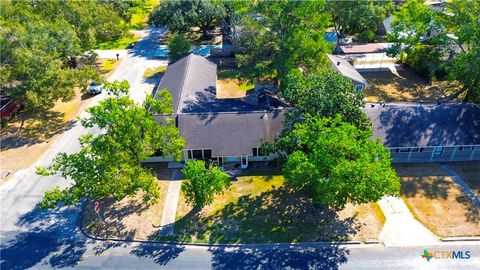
[400,148,410,153]
[459,146,474,151]
[252,147,263,157]
[187,150,192,159]
[192,150,203,159]
[203,149,212,159]
[433,146,444,157]
[410,147,419,152]
[355,85,365,91]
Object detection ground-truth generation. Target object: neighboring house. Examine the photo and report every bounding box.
[150,53,287,168]
[367,102,480,163]
[327,54,369,90]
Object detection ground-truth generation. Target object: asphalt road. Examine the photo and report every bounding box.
[1,27,479,270]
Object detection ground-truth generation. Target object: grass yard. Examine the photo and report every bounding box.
[83,165,173,240]
[98,59,122,75]
[143,66,167,79]
[129,0,159,30]
[216,69,254,99]
[0,88,93,174]
[396,163,480,237]
[96,34,141,50]
[156,173,384,244]
[362,68,458,102]
[450,162,480,196]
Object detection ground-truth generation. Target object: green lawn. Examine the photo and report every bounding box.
[143,66,167,79]
[129,0,159,30]
[96,35,140,50]
[153,173,384,244]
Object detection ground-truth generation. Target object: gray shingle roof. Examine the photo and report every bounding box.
[327,54,369,87]
[155,53,217,113]
[366,103,480,147]
[177,111,286,156]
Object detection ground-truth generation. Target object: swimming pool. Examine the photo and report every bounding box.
[154,44,229,58]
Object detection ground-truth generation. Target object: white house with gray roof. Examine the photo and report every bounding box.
[327,54,369,90]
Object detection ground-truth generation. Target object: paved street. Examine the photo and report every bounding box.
[1,27,479,270]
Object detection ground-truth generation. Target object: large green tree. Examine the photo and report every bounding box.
[149,0,226,37]
[235,0,332,83]
[0,0,127,115]
[167,33,192,60]
[37,81,185,208]
[181,160,230,209]
[280,69,371,131]
[326,0,394,41]
[283,116,400,209]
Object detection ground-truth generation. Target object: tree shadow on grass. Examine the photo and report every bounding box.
[401,176,454,200]
[166,186,358,244]
[455,194,480,224]
[0,205,88,269]
[0,110,76,151]
[210,244,349,270]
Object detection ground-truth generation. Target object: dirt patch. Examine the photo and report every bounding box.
[216,78,254,99]
[83,165,173,240]
[396,163,480,237]
[450,162,480,196]
[0,88,94,174]
[362,68,459,102]
[161,174,384,243]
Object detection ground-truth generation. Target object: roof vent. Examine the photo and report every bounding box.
[337,61,340,66]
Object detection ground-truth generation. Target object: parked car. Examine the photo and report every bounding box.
[88,81,104,95]
[0,96,22,120]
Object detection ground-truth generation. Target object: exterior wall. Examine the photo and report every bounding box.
[390,145,480,163]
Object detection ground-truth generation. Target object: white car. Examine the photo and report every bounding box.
[88,81,104,95]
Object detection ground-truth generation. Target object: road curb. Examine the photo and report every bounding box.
[78,201,382,248]
[440,237,480,242]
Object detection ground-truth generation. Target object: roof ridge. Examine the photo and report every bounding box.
[174,54,194,113]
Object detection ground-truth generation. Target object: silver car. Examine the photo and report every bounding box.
[88,81,104,95]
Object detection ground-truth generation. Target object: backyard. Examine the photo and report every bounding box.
[216,69,254,99]
[362,68,459,102]
[396,163,480,237]
[157,173,385,244]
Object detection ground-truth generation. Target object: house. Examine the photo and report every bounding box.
[366,102,480,162]
[327,54,369,90]
[150,54,480,167]
[149,53,287,168]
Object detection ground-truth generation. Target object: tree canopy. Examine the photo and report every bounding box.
[326,0,393,41]
[234,0,332,83]
[280,69,371,131]
[37,81,185,208]
[0,0,128,114]
[181,160,230,208]
[149,0,226,36]
[387,0,480,102]
[283,116,400,209]
[167,33,192,60]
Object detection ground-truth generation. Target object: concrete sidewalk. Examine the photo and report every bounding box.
[159,169,182,236]
[441,164,480,208]
[378,196,439,247]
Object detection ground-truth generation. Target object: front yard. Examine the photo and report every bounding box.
[83,164,173,240]
[361,68,459,102]
[450,162,480,196]
[158,173,385,244]
[396,163,480,237]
